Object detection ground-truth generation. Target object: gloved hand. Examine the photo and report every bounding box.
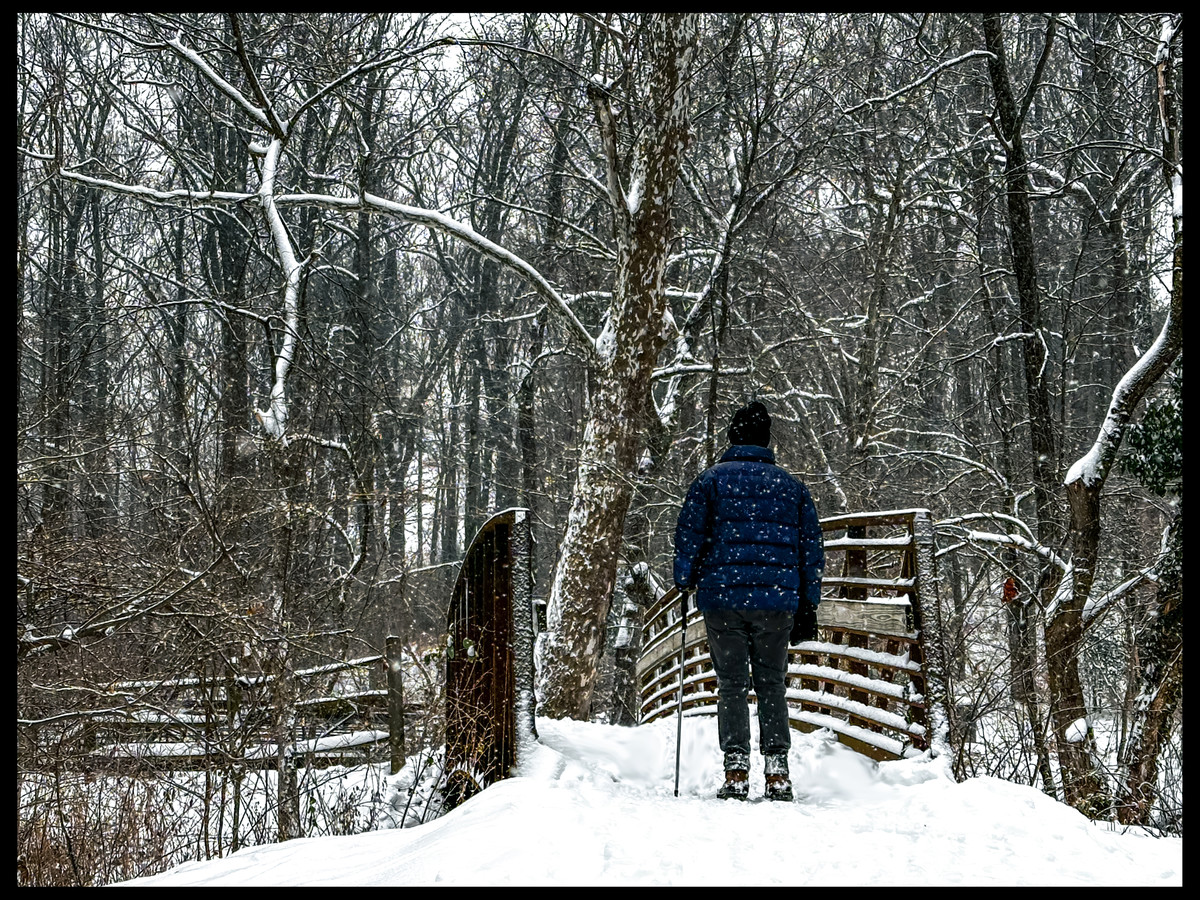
[789,601,818,644]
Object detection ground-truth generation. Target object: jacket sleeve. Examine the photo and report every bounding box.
[798,486,825,608]
[673,475,711,590]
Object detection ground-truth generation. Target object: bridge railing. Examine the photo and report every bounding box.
[637,509,943,762]
[443,508,537,804]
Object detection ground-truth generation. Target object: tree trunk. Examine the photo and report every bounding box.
[982,13,1108,810]
[1053,13,1183,816]
[537,14,699,719]
[1116,19,1184,823]
[537,364,656,718]
[1116,501,1182,825]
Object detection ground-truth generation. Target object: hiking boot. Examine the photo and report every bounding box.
[716,769,749,801]
[765,773,794,802]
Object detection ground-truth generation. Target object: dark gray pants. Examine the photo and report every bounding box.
[703,608,793,769]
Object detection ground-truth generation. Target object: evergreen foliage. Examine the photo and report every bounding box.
[1122,361,1182,497]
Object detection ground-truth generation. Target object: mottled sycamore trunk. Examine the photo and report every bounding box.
[537,14,699,719]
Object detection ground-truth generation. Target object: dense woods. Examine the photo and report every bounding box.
[17,12,1181,884]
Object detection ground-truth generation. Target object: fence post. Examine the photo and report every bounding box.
[910,509,946,751]
[386,635,405,775]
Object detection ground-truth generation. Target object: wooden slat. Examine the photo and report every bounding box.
[790,688,926,737]
[820,575,915,591]
[791,665,925,707]
[790,714,913,762]
[636,618,706,681]
[819,509,931,530]
[823,536,913,549]
[816,597,911,633]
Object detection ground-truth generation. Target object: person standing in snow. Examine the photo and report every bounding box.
[672,400,824,801]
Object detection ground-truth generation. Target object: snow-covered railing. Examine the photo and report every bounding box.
[86,654,405,771]
[637,509,942,762]
[92,730,392,769]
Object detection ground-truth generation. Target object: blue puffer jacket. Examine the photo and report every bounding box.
[673,445,824,612]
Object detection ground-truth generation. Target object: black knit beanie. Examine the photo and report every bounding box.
[728,400,772,448]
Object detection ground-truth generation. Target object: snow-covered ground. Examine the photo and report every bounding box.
[115,715,1182,886]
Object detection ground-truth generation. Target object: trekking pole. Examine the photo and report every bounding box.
[674,587,689,798]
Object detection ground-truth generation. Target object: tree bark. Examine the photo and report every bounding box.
[537,14,699,719]
[1077,15,1183,821]
[1116,501,1182,825]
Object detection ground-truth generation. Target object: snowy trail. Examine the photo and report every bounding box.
[118,716,1182,886]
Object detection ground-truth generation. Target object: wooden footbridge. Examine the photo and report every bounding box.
[443,507,945,800]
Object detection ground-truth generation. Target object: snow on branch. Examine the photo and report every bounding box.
[956,529,1070,578]
[1064,300,1181,489]
[843,50,995,115]
[58,170,254,205]
[1083,568,1157,627]
[937,511,1036,544]
[983,331,1035,351]
[255,140,304,438]
[227,14,287,138]
[869,445,1009,491]
[295,191,598,358]
[57,171,599,368]
[165,35,277,135]
[652,362,749,380]
[1026,159,1099,211]
[937,513,1069,572]
[18,567,215,660]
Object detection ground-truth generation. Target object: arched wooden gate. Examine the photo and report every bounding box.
[444,508,537,805]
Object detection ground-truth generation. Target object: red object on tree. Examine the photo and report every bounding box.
[1002,577,1019,604]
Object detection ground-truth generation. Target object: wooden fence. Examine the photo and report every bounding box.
[87,652,417,771]
[637,509,943,762]
[85,510,542,783]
